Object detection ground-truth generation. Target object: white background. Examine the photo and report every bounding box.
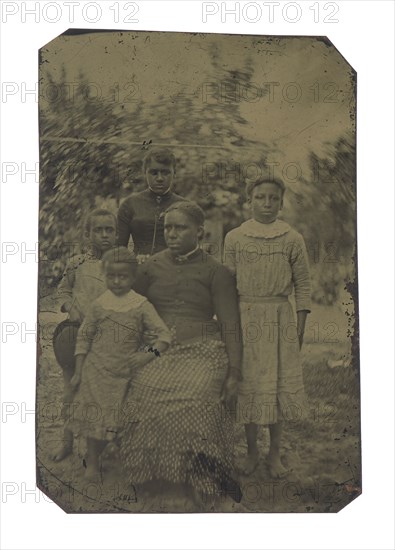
[0,1,394,549]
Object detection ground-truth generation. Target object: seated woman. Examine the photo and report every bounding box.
[117,147,187,261]
[119,201,243,510]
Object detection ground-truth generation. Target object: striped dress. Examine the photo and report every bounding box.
[224,218,311,425]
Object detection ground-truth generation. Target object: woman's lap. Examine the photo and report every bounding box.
[120,340,236,493]
[129,340,228,416]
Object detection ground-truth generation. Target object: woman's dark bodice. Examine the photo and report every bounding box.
[133,249,241,344]
[117,189,186,255]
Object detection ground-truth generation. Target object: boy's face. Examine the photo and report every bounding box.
[146,160,175,195]
[250,183,283,224]
[105,263,135,296]
[88,215,116,253]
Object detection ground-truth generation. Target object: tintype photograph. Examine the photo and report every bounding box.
[37,30,359,513]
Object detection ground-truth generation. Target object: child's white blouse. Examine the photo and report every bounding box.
[96,289,147,312]
[224,218,312,312]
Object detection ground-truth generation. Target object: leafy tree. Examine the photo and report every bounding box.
[39,50,265,293]
[39,53,355,306]
[292,133,356,304]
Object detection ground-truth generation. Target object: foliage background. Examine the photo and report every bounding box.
[37,31,360,514]
[39,32,356,307]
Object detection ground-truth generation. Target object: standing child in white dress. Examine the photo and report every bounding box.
[70,247,172,480]
[224,177,311,477]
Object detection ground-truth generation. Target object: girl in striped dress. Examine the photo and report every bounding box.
[224,177,311,477]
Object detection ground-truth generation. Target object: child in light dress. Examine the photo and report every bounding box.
[224,177,311,478]
[70,247,172,480]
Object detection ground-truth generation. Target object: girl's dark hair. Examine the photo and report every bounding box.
[245,177,286,199]
[101,246,138,274]
[84,208,117,234]
[164,201,205,227]
[142,147,177,174]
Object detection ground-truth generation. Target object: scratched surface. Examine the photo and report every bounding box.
[37,294,360,513]
[37,31,359,513]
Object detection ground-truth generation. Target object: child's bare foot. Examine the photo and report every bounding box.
[51,441,73,462]
[268,453,290,479]
[239,451,260,476]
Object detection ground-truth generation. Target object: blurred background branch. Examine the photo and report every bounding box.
[39,49,356,307]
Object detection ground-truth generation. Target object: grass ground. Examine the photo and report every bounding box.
[36,296,361,513]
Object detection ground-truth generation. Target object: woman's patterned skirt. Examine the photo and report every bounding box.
[119,340,240,500]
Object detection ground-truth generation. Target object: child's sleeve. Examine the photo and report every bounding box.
[223,231,237,274]
[56,256,79,308]
[140,301,172,345]
[74,303,99,356]
[290,233,312,312]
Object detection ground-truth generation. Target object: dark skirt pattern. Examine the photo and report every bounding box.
[120,340,238,497]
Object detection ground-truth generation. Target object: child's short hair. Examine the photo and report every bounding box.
[101,246,138,275]
[142,147,177,174]
[164,201,205,227]
[245,177,286,199]
[84,208,117,234]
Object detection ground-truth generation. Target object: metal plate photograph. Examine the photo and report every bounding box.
[36,29,359,513]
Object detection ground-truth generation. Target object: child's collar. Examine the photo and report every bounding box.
[96,289,146,312]
[240,218,291,239]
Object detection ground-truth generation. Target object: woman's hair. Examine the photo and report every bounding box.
[142,147,177,174]
[245,177,286,199]
[101,246,138,274]
[164,201,205,227]
[84,208,117,234]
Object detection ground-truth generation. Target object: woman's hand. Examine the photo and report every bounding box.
[129,351,155,370]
